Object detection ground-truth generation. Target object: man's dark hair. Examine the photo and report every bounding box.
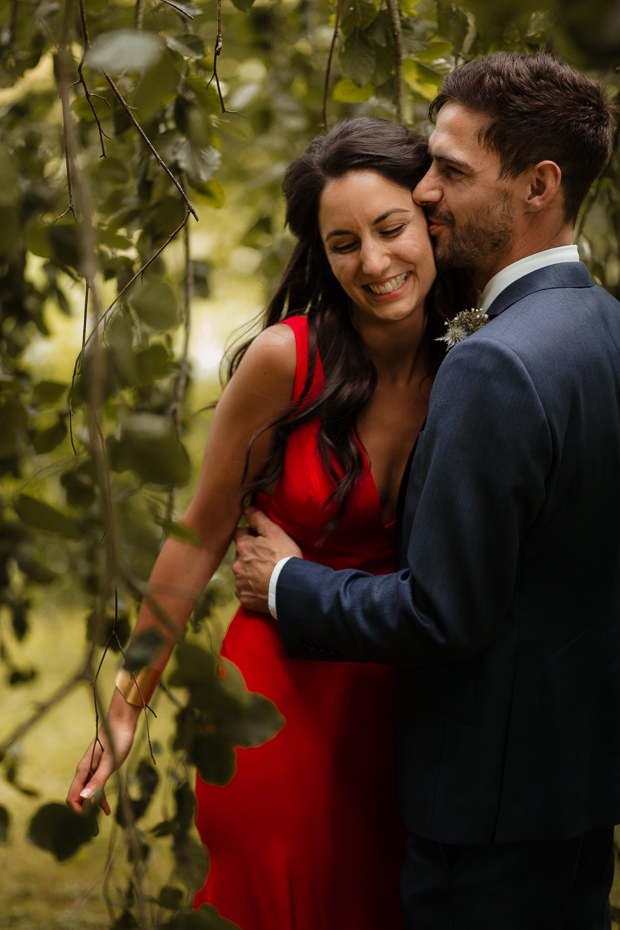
[429,51,613,223]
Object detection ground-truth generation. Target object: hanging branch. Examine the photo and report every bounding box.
[135,0,145,30]
[322,0,342,132]
[103,74,198,218]
[158,0,194,17]
[168,216,193,440]
[207,0,244,117]
[76,0,111,158]
[575,116,620,245]
[0,660,90,757]
[386,0,405,125]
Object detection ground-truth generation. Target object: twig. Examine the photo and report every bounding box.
[77,0,111,159]
[135,0,144,30]
[207,0,245,117]
[386,0,405,124]
[168,215,193,438]
[58,53,78,221]
[77,210,191,363]
[322,0,342,132]
[575,116,620,245]
[0,663,90,757]
[103,72,198,219]
[158,0,194,18]
[5,0,19,61]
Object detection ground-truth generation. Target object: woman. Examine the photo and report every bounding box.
[68,117,466,929]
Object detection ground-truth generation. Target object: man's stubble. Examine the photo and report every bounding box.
[432,189,516,273]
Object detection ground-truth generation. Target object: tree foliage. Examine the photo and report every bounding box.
[0,0,618,926]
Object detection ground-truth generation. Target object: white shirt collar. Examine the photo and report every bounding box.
[480,245,580,314]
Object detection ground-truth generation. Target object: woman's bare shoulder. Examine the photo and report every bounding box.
[233,322,297,395]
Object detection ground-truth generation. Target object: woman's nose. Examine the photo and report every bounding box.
[413,168,441,206]
[360,241,391,276]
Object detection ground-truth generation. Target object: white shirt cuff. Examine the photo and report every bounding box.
[268,557,293,619]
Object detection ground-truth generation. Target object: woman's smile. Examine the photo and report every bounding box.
[366,271,411,297]
[318,170,436,327]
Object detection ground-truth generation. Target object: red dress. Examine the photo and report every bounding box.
[194,316,406,929]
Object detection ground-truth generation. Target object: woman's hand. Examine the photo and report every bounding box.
[66,691,141,816]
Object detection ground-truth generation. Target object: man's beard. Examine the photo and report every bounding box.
[430,191,516,271]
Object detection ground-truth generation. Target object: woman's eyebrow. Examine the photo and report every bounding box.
[325,208,410,241]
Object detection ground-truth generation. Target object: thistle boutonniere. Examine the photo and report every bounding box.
[436,308,489,351]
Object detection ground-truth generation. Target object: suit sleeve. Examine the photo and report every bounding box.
[277,337,552,666]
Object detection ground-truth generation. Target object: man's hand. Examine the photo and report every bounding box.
[233,507,302,613]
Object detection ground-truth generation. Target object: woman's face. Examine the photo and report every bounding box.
[318,170,436,326]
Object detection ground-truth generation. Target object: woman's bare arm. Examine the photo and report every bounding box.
[67,323,296,812]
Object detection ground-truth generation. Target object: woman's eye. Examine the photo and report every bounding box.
[381,224,406,237]
[332,241,357,253]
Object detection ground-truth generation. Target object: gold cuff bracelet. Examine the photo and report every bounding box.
[115,666,160,707]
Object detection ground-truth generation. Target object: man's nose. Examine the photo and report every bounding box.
[413,168,442,206]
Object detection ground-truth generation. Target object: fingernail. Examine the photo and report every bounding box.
[80,787,94,799]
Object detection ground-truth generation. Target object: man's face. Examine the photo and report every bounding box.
[413,104,519,278]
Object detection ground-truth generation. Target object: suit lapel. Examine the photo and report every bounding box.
[395,262,596,564]
[486,262,594,319]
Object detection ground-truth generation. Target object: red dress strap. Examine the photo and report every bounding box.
[281,315,324,407]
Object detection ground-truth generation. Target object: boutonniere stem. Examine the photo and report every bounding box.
[436,308,489,351]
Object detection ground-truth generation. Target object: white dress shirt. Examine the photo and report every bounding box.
[268,245,582,619]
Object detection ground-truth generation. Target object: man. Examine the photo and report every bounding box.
[233,52,620,928]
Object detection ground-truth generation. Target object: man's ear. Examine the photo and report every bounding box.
[524,160,562,213]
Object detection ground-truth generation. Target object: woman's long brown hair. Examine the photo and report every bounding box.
[226,117,473,530]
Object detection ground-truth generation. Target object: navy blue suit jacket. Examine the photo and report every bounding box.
[277,262,620,844]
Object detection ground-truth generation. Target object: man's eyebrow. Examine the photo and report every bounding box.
[325,208,410,241]
[429,151,474,172]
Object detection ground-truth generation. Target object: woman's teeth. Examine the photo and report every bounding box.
[368,272,408,295]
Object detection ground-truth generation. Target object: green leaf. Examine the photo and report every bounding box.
[0,804,11,846]
[332,78,374,103]
[168,643,217,688]
[32,380,67,405]
[339,28,376,87]
[109,414,191,486]
[218,692,285,748]
[0,145,20,207]
[188,179,225,209]
[166,34,206,60]
[32,418,67,454]
[161,133,221,187]
[0,206,21,255]
[0,806,10,844]
[183,76,222,116]
[403,59,443,99]
[135,344,173,383]
[229,0,256,11]
[28,802,97,861]
[174,835,209,892]
[191,731,236,787]
[134,56,180,123]
[123,628,165,672]
[48,221,81,271]
[13,495,80,539]
[160,519,202,546]
[61,461,97,509]
[86,610,131,651]
[416,39,453,61]
[340,0,380,37]
[131,279,180,331]
[24,223,52,259]
[158,885,185,910]
[86,30,163,74]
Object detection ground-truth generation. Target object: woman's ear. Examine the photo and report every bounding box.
[524,160,562,213]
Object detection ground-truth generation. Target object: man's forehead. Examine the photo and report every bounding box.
[428,103,493,163]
